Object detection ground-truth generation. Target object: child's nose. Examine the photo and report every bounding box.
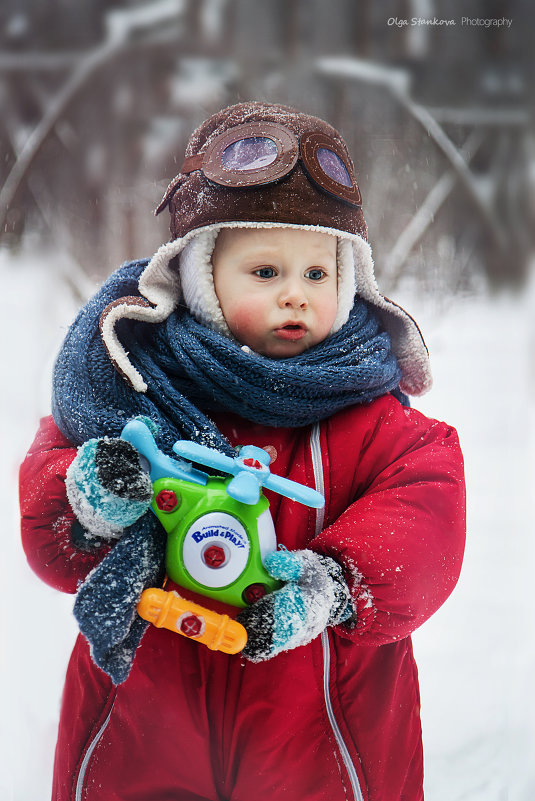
[278,280,308,310]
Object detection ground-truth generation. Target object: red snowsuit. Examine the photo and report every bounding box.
[20,394,465,801]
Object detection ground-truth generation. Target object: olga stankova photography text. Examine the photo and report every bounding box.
[387,17,513,28]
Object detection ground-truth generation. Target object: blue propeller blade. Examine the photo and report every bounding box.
[122,422,324,508]
[121,420,207,485]
[173,439,324,508]
[173,440,237,474]
[226,472,262,505]
[264,473,324,508]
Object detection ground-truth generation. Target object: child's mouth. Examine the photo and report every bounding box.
[274,324,307,341]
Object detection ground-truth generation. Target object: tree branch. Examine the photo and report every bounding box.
[0,0,184,235]
[382,130,485,290]
[317,57,508,253]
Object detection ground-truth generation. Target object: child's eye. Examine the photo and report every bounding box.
[305,268,327,281]
[254,266,276,279]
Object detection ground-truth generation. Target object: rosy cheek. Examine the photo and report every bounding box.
[224,302,263,341]
[326,297,339,328]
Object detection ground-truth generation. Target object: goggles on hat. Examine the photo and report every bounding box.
[179,121,362,207]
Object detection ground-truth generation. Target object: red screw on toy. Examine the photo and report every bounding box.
[179,614,204,638]
[243,584,267,605]
[243,457,264,469]
[203,545,226,568]
[155,490,178,512]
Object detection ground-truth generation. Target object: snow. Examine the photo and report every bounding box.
[0,246,84,801]
[406,277,535,801]
[1,243,534,799]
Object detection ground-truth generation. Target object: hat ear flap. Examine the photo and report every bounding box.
[99,238,185,392]
[99,297,155,392]
[348,238,433,397]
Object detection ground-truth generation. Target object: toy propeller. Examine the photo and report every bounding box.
[121,419,208,486]
[173,440,325,508]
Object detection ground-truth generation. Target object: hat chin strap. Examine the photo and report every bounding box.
[179,225,356,337]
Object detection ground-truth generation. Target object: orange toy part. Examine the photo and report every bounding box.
[137,587,247,655]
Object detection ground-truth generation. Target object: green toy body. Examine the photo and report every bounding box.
[152,475,280,608]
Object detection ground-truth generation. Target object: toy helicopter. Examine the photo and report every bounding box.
[121,419,324,655]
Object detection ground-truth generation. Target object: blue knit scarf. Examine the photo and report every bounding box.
[52,258,405,683]
[52,259,404,454]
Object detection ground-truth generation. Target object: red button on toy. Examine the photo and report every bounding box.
[155,490,178,512]
[243,584,267,604]
[243,457,263,469]
[203,545,226,568]
[179,614,203,638]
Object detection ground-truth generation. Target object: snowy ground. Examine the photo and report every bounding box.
[1,245,534,800]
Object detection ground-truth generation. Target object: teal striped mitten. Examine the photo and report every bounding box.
[237,549,353,662]
[66,437,153,541]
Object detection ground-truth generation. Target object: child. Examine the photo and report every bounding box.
[20,102,465,801]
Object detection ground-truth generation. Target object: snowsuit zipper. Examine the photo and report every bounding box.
[75,697,116,801]
[310,423,365,801]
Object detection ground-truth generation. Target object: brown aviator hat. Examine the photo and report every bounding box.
[155,101,367,240]
[100,102,431,396]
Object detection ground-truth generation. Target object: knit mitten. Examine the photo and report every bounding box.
[66,437,153,540]
[237,549,353,662]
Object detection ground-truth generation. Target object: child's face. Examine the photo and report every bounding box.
[212,227,338,358]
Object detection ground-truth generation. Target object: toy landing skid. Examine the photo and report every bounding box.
[138,588,247,654]
[121,419,324,653]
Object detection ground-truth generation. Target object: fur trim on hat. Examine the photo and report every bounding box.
[334,237,357,331]
[100,222,432,396]
[180,229,230,337]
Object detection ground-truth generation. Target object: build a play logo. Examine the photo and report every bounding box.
[191,522,247,550]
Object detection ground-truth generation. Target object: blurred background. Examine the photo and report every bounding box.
[1,1,534,800]
[1,0,533,292]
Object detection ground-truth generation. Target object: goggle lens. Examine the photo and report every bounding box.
[316,147,352,188]
[221,137,279,172]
